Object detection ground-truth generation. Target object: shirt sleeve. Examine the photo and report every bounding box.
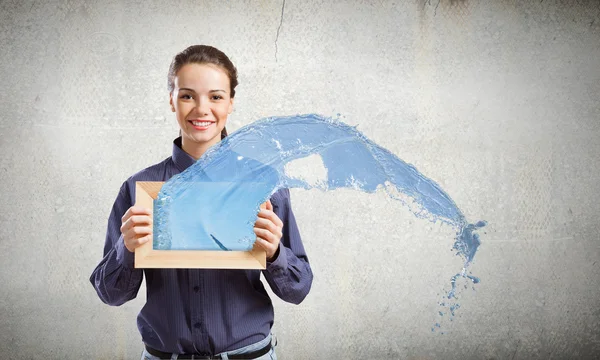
[89,181,144,306]
[262,188,313,304]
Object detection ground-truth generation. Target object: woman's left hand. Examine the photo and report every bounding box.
[254,200,283,261]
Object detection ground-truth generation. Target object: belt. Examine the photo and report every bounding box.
[144,342,272,359]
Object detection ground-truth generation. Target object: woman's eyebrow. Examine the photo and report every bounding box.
[178,88,226,93]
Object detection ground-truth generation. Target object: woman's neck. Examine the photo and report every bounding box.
[181,137,220,160]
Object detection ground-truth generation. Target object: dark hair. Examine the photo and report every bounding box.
[168,45,238,139]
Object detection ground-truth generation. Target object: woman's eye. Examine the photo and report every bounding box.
[211,95,223,100]
[179,94,192,100]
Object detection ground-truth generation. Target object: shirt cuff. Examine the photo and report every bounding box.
[115,234,135,269]
[266,243,289,272]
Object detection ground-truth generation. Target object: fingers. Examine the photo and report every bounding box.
[124,233,151,253]
[253,225,281,260]
[120,214,152,233]
[121,206,153,253]
[257,208,283,228]
[123,228,152,252]
[122,223,152,245]
[254,205,282,260]
[121,206,151,223]
[254,218,282,239]
[253,235,278,258]
[125,225,153,236]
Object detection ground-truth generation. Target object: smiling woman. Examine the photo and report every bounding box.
[168,48,235,160]
[170,63,233,158]
[89,45,313,360]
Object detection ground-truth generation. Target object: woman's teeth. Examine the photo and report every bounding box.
[192,121,212,126]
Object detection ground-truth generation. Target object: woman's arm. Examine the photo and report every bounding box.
[89,181,144,306]
[261,188,313,304]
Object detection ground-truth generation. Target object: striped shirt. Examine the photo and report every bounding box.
[89,137,313,356]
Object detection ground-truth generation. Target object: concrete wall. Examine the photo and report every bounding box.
[1,0,599,359]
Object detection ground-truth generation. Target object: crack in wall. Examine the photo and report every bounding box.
[275,0,286,62]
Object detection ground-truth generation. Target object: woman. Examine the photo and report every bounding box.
[90,45,313,360]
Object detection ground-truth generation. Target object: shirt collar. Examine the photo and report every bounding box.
[172,137,196,172]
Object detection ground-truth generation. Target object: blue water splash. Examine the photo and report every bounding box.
[154,114,486,320]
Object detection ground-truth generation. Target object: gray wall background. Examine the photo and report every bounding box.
[1,0,599,359]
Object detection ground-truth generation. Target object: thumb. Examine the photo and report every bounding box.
[266,200,273,211]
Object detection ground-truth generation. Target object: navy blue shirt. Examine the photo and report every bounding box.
[90,137,313,355]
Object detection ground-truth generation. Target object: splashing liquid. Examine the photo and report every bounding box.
[154,114,486,324]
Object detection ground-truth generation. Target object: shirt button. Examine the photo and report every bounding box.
[193,286,200,292]
[194,322,201,329]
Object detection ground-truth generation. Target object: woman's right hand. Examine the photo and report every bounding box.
[120,206,153,253]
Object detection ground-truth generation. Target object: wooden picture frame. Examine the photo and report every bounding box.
[134,181,266,269]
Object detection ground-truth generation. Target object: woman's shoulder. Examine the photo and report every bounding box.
[113,156,175,203]
[123,156,175,185]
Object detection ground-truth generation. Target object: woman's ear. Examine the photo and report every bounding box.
[228,97,234,114]
[169,93,176,112]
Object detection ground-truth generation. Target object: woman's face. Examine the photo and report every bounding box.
[169,63,234,156]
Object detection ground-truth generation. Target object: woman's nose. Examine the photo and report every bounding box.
[195,97,210,114]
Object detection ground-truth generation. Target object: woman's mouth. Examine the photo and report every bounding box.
[189,120,214,130]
